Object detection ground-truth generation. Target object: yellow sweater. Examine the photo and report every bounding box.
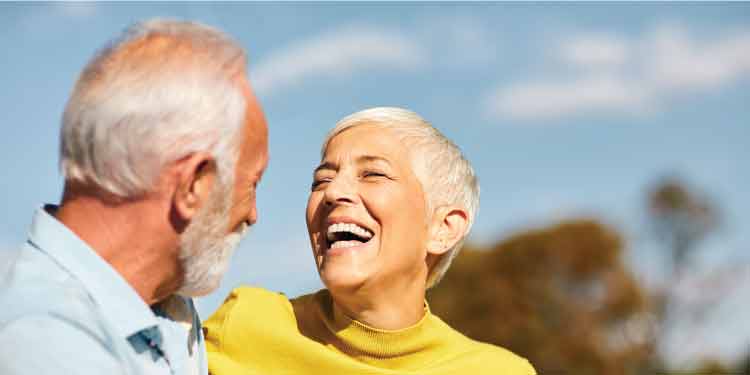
[204,287,535,375]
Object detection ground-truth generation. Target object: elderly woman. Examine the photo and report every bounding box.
[204,107,535,374]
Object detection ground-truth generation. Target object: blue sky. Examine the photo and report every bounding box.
[1,3,748,367]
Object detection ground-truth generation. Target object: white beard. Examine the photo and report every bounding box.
[176,182,248,297]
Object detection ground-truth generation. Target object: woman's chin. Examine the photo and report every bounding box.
[320,266,372,293]
[316,240,378,291]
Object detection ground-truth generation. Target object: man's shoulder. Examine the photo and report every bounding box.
[0,243,142,374]
[0,243,97,325]
[0,312,110,347]
[0,309,138,374]
[0,310,128,375]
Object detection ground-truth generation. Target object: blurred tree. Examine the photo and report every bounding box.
[692,360,733,375]
[647,177,733,372]
[739,352,750,375]
[428,220,653,375]
[427,179,740,374]
[657,360,733,375]
[648,177,719,273]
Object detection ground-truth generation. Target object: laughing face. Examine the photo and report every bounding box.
[306,124,432,293]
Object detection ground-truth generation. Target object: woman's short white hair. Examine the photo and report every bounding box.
[60,19,248,197]
[322,107,480,288]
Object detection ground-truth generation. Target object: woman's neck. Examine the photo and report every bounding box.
[329,279,427,331]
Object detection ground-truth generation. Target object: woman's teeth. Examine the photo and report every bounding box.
[326,223,374,242]
[330,240,365,249]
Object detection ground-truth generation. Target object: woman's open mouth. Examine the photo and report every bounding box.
[325,222,374,250]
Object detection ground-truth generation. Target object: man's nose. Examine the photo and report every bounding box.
[246,200,258,227]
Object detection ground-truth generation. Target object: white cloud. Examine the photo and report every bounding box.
[486,23,750,121]
[16,3,97,33]
[647,24,750,91]
[415,15,497,68]
[56,3,97,18]
[250,24,426,96]
[560,33,630,69]
[249,16,498,97]
[486,75,651,120]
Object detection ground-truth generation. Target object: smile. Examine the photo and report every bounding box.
[326,222,374,250]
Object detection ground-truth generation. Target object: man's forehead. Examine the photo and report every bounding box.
[239,76,267,132]
[238,76,268,150]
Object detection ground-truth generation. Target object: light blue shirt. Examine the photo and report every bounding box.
[0,205,207,375]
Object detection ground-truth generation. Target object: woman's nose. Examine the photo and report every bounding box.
[323,176,357,206]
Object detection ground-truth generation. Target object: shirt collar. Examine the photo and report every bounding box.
[27,204,160,339]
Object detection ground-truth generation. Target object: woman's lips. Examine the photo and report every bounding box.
[325,240,371,256]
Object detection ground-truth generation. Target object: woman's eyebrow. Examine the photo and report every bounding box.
[356,155,391,166]
[314,161,337,173]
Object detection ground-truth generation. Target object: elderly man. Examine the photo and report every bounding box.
[0,19,268,375]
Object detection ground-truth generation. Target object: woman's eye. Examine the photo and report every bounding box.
[311,179,330,190]
[363,171,387,179]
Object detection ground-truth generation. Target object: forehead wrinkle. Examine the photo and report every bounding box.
[320,126,406,174]
[315,154,393,174]
[356,155,392,167]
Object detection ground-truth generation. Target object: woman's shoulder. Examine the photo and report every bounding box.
[429,315,536,374]
[203,286,325,332]
[443,337,536,374]
[226,285,292,306]
[465,342,536,375]
[203,288,331,374]
[218,286,294,317]
[203,286,298,345]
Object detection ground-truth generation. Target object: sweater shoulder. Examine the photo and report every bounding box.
[219,286,294,322]
[227,285,292,309]
[428,315,535,374]
[203,286,296,352]
[466,341,536,375]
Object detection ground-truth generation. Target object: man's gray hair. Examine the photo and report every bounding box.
[322,107,480,288]
[60,19,248,197]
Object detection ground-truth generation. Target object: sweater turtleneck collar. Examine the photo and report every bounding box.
[309,289,463,370]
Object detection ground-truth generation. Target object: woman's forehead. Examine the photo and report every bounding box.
[324,125,407,160]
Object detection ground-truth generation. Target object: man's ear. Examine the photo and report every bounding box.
[172,152,217,221]
[426,205,469,257]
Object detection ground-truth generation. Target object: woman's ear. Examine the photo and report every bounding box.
[426,205,469,256]
[172,152,217,221]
